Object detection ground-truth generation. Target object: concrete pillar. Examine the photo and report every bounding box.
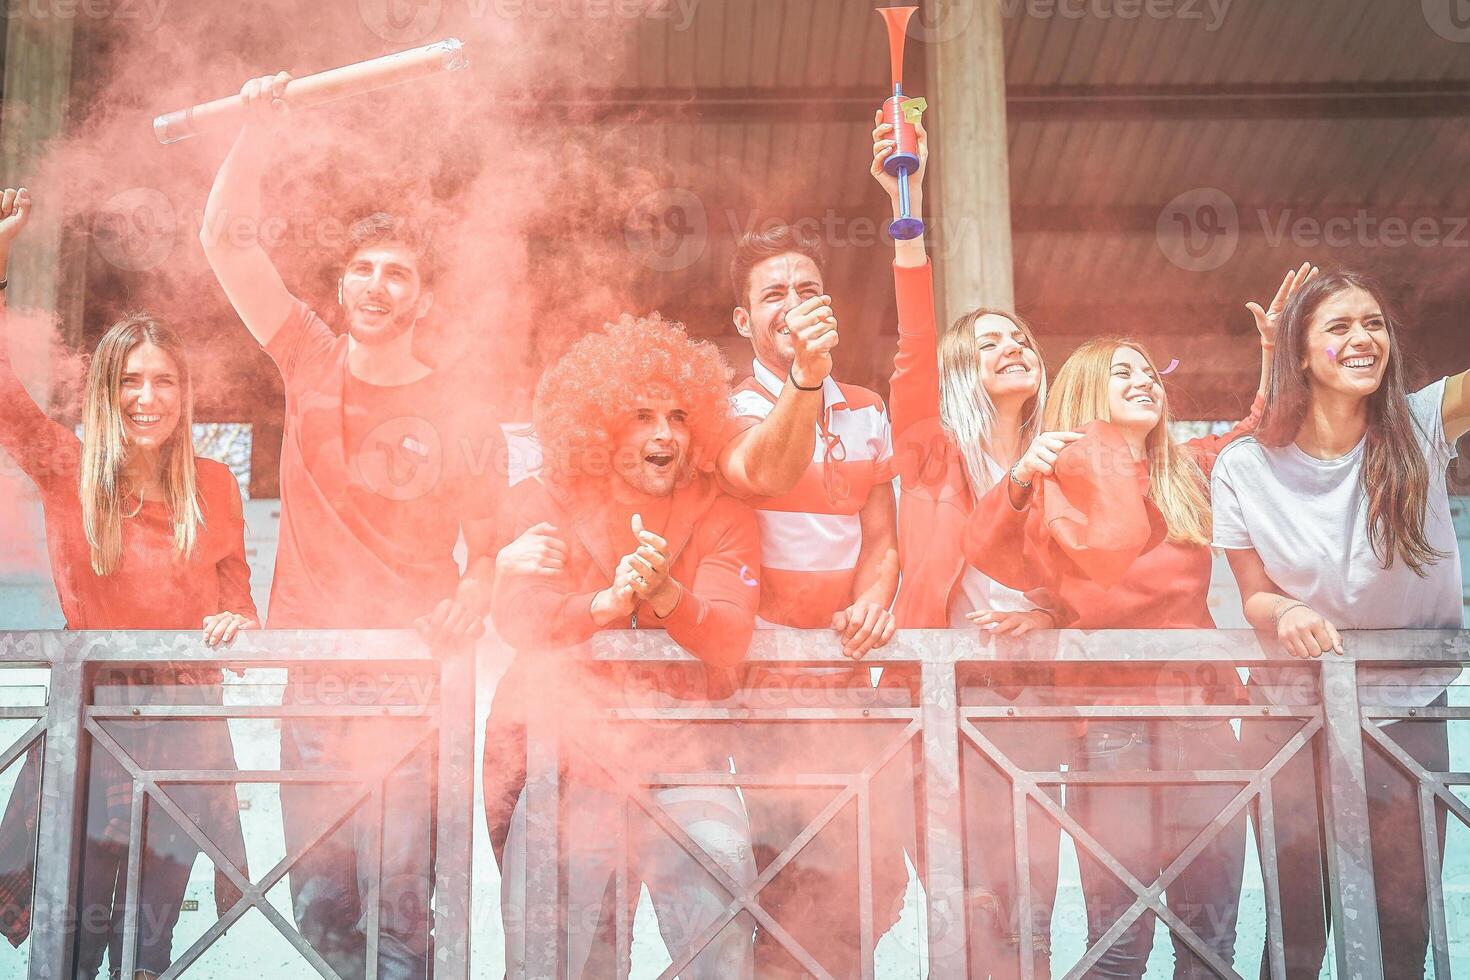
[0,10,86,399]
[922,0,1014,326]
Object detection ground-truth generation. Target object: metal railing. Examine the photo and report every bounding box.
[524,628,1470,980]
[0,630,476,980]
[1,628,1467,979]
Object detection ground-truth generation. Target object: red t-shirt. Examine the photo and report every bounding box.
[0,351,256,631]
[264,300,505,628]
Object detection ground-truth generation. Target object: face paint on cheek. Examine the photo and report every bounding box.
[1326,347,1338,361]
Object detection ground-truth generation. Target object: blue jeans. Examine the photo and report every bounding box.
[77,674,247,978]
[1068,719,1246,979]
[962,683,1068,980]
[499,779,756,979]
[279,672,437,980]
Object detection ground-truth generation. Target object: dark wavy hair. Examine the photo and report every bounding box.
[533,314,735,496]
[729,224,827,306]
[1257,269,1448,574]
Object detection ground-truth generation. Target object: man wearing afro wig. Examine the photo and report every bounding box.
[487,314,760,978]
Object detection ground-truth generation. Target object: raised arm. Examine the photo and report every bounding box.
[0,188,78,488]
[199,73,296,348]
[1245,263,1317,399]
[1186,263,1319,472]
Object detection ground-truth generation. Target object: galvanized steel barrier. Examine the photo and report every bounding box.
[524,628,1470,980]
[1,628,1467,978]
[0,630,475,980]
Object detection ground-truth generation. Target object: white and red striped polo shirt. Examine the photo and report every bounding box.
[731,359,895,628]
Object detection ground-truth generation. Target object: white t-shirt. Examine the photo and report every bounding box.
[945,454,1034,628]
[1211,378,1463,706]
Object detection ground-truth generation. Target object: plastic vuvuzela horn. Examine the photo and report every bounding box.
[878,5,924,241]
[152,38,470,145]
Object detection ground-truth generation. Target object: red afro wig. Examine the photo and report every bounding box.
[533,314,735,493]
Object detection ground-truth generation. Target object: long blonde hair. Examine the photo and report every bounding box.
[937,308,1047,495]
[79,314,203,575]
[1044,337,1211,545]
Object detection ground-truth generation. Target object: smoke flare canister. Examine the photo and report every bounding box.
[153,37,470,145]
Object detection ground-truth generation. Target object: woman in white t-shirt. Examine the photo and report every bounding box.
[1212,269,1470,977]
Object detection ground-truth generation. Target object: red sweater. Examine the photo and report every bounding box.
[964,415,1258,631]
[963,413,1258,699]
[0,345,257,633]
[888,260,981,627]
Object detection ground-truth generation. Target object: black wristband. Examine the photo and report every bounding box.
[788,369,822,392]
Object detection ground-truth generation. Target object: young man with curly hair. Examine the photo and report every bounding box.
[487,315,760,979]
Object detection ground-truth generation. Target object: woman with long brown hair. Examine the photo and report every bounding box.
[1212,270,1469,977]
[0,188,253,978]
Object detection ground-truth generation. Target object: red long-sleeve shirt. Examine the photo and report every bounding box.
[0,343,256,632]
[964,414,1259,630]
[962,407,1260,699]
[888,260,981,628]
